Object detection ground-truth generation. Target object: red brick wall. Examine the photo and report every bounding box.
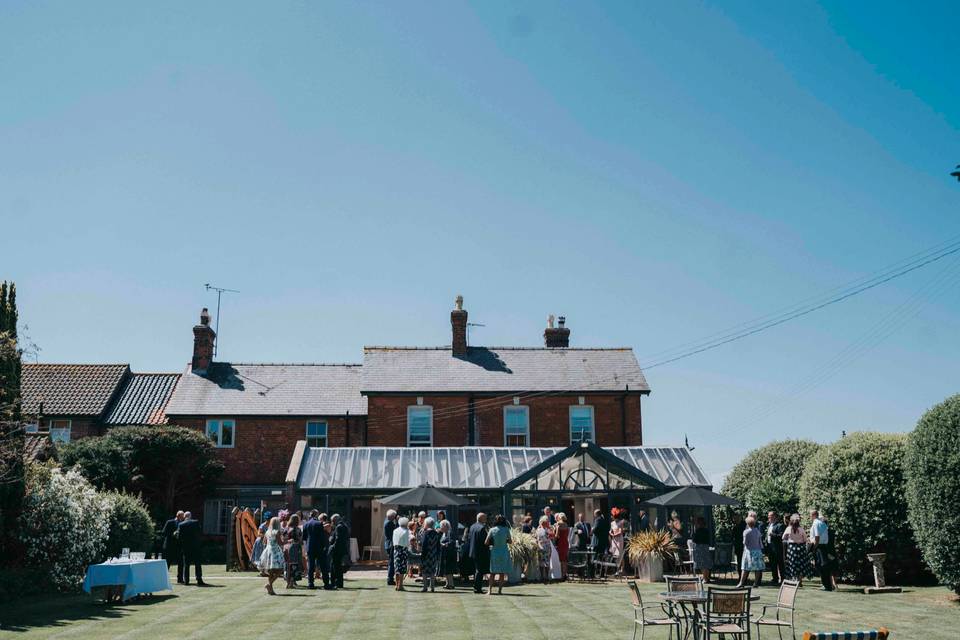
[366,393,644,447]
[169,415,358,485]
[37,415,101,441]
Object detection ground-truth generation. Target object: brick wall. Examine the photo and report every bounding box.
[37,415,102,441]
[169,415,358,485]
[366,393,643,447]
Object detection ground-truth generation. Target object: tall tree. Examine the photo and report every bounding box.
[0,280,25,561]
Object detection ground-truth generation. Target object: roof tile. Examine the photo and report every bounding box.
[21,364,129,416]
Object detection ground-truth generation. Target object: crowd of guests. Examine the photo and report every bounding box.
[379,505,635,595]
[245,509,351,595]
[679,508,839,591]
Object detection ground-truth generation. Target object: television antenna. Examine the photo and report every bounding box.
[467,321,485,345]
[204,283,239,356]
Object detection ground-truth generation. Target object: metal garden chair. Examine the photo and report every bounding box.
[754,579,799,639]
[699,585,752,638]
[627,579,681,640]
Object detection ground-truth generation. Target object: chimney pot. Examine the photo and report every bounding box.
[544,314,570,348]
[192,307,216,374]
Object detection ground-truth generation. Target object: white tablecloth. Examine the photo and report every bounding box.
[82,559,172,601]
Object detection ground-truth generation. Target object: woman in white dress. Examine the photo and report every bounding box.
[259,517,285,595]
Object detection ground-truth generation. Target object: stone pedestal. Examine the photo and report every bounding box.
[863,553,901,594]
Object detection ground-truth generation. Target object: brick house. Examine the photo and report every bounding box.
[22,299,709,544]
[20,363,179,442]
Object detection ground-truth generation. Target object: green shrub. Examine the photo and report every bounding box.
[60,425,224,523]
[102,491,155,560]
[715,440,823,540]
[798,431,929,584]
[905,394,960,594]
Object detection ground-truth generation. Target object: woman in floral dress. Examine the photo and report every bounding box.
[782,514,815,585]
[536,515,554,584]
[259,517,285,595]
[392,517,411,591]
[419,517,441,592]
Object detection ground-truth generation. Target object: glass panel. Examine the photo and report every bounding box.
[50,428,71,444]
[506,434,526,447]
[504,407,528,432]
[220,421,234,447]
[206,421,220,443]
[570,406,594,442]
[408,407,432,446]
[24,424,39,433]
[306,420,327,448]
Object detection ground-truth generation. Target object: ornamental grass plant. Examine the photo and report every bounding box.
[508,527,540,566]
[625,528,677,566]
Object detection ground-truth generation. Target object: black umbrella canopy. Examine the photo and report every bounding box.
[378,484,472,508]
[645,486,740,508]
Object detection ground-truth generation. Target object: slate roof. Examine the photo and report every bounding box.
[104,373,181,426]
[21,364,130,416]
[361,347,649,393]
[164,363,368,416]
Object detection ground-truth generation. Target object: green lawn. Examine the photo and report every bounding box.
[1,566,957,639]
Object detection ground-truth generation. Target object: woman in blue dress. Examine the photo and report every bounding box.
[259,517,285,595]
[484,514,513,596]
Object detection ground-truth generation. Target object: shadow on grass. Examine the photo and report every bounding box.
[0,594,178,633]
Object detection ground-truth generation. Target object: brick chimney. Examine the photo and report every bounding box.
[191,307,216,374]
[544,314,570,348]
[451,295,468,356]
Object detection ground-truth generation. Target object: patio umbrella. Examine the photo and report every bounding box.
[644,486,740,507]
[378,483,472,508]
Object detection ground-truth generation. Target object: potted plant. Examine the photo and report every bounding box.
[626,529,677,583]
[507,528,540,584]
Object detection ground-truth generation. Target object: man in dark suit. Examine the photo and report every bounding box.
[467,513,489,594]
[162,510,185,584]
[592,509,610,556]
[638,510,650,532]
[303,510,327,589]
[383,509,398,586]
[328,514,350,589]
[176,511,204,586]
[764,510,786,585]
[573,513,592,552]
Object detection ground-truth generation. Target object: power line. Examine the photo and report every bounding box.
[365,236,960,432]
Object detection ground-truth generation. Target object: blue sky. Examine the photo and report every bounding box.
[3,1,958,486]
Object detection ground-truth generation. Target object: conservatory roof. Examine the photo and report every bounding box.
[292,443,709,492]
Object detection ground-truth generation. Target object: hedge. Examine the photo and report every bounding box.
[715,439,823,540]
[905,394,960,594]
[798,431,929,584]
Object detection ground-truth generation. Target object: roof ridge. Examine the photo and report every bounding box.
[23,362,130,367]
[129,372,181,376]
[362,348,635,352]
[221,362,363,367]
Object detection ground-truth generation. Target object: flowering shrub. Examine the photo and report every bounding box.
[20,463,110,590]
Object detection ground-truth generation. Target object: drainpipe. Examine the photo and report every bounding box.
[467,394,476,446]
[620,385,628,445]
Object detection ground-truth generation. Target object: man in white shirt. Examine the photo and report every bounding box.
[809,509,837,591]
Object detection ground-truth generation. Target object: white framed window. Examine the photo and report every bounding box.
[306,420,328,447]
[206,419,235,448]
[407,406,432,447]
[49,419,72,444]
[503,405,529,447]
[569,405,595,443]
[203,498,236,535]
